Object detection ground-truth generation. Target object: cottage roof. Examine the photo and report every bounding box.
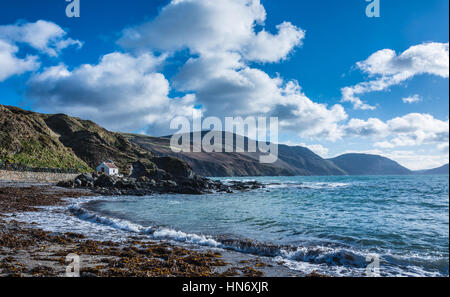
[102,162,119,169]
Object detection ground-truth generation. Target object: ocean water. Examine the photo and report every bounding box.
[12,175,449,276]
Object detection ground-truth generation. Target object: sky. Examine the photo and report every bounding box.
[0,0,448,170]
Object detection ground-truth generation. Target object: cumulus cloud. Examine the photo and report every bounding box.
[27,52,195,132]
[340,113,449,170]
[243,21,305,63]
[0,40,39,81]
[402,94,422,104]
[342,113,449,150]
[0,20,82,57]
[118,0,304,63]
[117,0,344,140]
[342,42,449,109]
[22,1,340,140]
[0,20,82,82]
[343,118,388,137]
[174,53,347,140]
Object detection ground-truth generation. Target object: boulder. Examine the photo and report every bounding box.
[94,174,116,188]
[151,156,196,180]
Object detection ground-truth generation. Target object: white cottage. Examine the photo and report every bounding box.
[96,161,119,176]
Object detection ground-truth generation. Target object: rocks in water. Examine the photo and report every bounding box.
[57,163,264,196]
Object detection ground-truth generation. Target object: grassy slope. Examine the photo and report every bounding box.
[0,105,191,178]
[0,105,91,172]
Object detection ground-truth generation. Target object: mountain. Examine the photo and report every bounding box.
[328,154,412,175]
[2,105,422,178]
[123,131,346,177]
[415,164,449,175]
[0,105,195,179]
[0,105,91,171]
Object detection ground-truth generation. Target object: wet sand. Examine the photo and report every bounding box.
[0,182,311,277]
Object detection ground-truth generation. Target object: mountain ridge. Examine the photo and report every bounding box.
[327,153,412,176]
[415,164,449,175]
[123,131,347,177]
[1,105,444,177]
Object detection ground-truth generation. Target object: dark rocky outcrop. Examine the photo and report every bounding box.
[57,172,264,196]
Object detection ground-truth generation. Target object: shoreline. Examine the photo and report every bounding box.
[0,181,308,277]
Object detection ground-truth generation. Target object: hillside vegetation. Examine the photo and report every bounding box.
[0,105,91,172]
[0,105,190,178]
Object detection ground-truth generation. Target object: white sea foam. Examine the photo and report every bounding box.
[266,181,351,189]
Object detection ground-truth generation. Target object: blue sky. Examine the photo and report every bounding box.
[0,0,448,170]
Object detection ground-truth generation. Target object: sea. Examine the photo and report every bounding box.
[12,175,449,277]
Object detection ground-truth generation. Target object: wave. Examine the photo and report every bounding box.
[69,204,222,247]
[267,181,351,190]
[66,203,399,276]
[11,193,447,277]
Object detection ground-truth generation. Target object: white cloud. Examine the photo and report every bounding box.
[0,20,82,57]
[119,0,265,55]
[118,0,304,63]
[18,5,448,174]
[402,94,422,104]
[341,42,449,109]
[27,52,195,132]
[301,143,329,158]
[118,0,343,140]
[0,40,39,82]
[341,113,449,170]
[386,113,449,147]
[343,113,449,150]
[18,1,341,141]
[243,21,305,63]
[0,20,82,82]
[343,118,388,137]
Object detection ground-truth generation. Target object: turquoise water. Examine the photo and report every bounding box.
[84,175,449,276]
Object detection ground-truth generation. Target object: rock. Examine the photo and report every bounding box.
[94,174,116,188]
[166,180,177,187]
[176,186,203,195]
[152,156,196,180]
[56,180,74,188]
[115,179,137,190]
[77,173,94,182]
[137,176,149,183]
[81,272,98,278]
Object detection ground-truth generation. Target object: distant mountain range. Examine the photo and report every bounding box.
[415,164,449,175]
[124,132,346,177]
[327,154,412,176]
[1,105,448,177]
[125,132,447,177]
